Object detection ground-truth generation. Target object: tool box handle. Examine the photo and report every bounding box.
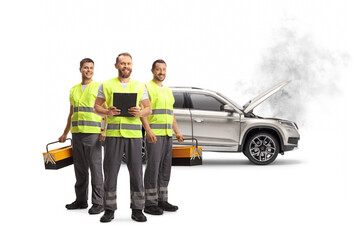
[182,138,199,149]
[182,138,202,159]
[46,138,72,153]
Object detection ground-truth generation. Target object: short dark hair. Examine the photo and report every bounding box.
[116,52,132,63]
[80,58,94,68]
[152,59,166,70]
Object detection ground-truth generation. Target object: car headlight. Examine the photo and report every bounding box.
[279,120,298,129]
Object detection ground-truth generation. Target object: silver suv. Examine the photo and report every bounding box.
[171,80,300,165]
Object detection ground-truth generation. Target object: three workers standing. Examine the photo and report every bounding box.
[59,54,183,223]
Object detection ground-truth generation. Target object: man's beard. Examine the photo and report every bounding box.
[155,75,165,82]
[119,68,132,78]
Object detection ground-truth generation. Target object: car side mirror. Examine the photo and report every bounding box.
[223,104,235,113]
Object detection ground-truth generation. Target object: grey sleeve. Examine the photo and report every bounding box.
[97,84,105,99]
[141,86,149,101]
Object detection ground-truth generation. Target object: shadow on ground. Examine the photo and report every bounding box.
[200,159,303,166]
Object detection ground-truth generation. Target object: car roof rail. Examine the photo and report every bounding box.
[169,86,203,90]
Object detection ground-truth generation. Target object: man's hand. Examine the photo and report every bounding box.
[107,106,121,116]
[99,132,106,141]
[128,106,141,117]
[146,130,157,143]
[58,134,67,143]
[175,133,184,142]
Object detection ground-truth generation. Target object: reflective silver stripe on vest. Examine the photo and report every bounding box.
[72,121,101,127]
[152,109,173,115]
[122,124,142,130]
[149,124,172,129]
[73,107,94,113]
[107,123,142,131]
[107,123,120,129]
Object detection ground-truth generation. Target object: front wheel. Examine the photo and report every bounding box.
[244,133,279,165]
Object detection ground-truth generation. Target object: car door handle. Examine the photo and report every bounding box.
[194,118,204,123]
[233,120,245,123]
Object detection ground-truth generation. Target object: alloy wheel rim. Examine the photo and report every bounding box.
[249,135,276,162]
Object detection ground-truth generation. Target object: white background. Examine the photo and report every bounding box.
[0,0,359,239]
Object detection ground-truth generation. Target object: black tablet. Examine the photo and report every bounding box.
[113,93,137,117]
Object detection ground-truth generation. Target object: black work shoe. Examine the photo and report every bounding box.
[158,201,178,212]
[100,210,114,223]
[65,200,88,210]
[88,204,104,215]
[131,209,147,222]
[144,205,163,215]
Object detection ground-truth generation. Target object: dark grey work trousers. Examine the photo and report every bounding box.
[103,137,145,210]
[144,136,173,206]
[72,133,103,205]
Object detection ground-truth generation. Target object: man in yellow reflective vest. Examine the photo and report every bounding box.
[94,53,152,223]
[59,58,104,215]
[141,59,184,216]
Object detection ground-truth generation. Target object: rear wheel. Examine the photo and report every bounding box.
[244,132,279,165]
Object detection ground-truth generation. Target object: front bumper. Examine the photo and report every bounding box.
[283,137,300,152]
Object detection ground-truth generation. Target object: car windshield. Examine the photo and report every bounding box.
[216,92,244,111]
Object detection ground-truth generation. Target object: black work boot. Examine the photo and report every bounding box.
[88,204,104,215]
[131,209,147,222]
[158,201,178,212]
[100,210,115,223]
[65,200,88,210]
[144,205,163,215]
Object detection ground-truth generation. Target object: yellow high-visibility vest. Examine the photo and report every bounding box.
[146,80,174,136]
[103,77,144,138]
[70,81,102,133]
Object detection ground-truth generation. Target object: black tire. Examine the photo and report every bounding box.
[244,132,279,165]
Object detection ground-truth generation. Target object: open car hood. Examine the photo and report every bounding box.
[243,80,291,113]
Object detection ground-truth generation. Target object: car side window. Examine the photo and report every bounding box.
[189,93,224,111]
[173,92,186,109]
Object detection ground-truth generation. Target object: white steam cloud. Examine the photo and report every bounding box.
[242,27,348,127]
